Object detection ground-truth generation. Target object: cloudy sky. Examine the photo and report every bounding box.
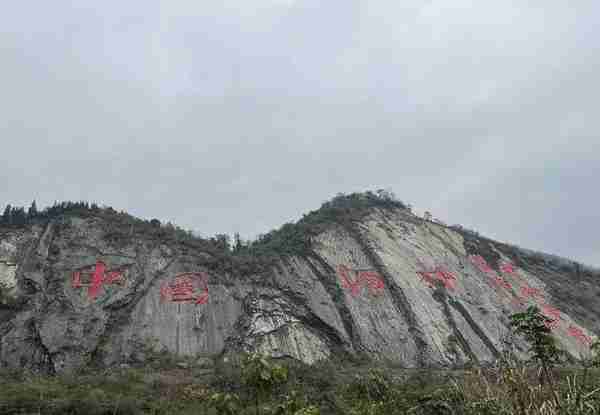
[1,1,599,266]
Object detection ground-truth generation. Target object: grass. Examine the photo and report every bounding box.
[1,356,599,415]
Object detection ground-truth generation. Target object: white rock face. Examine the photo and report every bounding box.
[0,239,17,282]
[314,225,420,366]
[251,322,331,364]
[0,240,18,297]
[0,262,17,291]
[0,209,598,373]
[0,240,17,258]
[356,210,596,361]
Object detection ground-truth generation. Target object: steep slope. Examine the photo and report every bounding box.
[0,198,598,374]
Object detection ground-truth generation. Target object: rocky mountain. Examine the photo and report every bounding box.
[0,194,598,374]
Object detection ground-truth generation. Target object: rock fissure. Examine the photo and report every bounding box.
[27,319,55,374]
[90,253,180,365]
[448,297,500,358]
[344,223,428,366]
[305,253,361,354]
[1,202,598,372]
[431,288,477,364]
[255,288,349,350]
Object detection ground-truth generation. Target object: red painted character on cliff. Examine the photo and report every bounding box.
[337,265,384,297]
[417,270,437,287]
[567,325,593,346]
[72,261,124,300]
[540,303,562,330]
[469,255,495,275]
[500,262,515,275]
[434,267,457,290]
[160,272,209,305]
[520,285,542,300]
[416,265,456,291]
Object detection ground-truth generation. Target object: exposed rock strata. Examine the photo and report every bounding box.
[0,208,598,373]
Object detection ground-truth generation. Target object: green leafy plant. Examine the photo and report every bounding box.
[509,305,565,409]
[269,390,320,415]
[242,353,289,415]
[291,406,320,415]
[591,339,600,368]
[208,392,242,415]
[346,369,393,404]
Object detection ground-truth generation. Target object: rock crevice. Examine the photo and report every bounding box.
[0,208,598,373]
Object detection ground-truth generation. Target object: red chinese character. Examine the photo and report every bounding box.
[567,325,593,346]
[89,262,124,299]
[160,272,209,305]
[544,319,560,330]
[338,265,360,296]
[417,266,456,291]
[493,276,512,290]
[434,268,457,290]
[72,271,82,288]
[417,270,436,287]
[520,285,541,299]
[469,255,495,275]
[359,271,385,295]
[500,262,515,275]
[541,304,561,320]
[338,265,384,297]
[540,304,561,330]
[72,261,124,300]
[169,276,195,301]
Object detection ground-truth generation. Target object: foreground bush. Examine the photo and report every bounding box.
[1,355,600,414]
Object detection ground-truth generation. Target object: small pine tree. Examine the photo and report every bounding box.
[11,207,27,226]
[2,204,12,225]
[510,305,564,409]
[212,234,231,252]
[242,353,288,415]
[510,305,564,368]
[27,200,38,218]
[233,232,243,253]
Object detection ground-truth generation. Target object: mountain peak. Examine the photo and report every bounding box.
[0,193,598,373]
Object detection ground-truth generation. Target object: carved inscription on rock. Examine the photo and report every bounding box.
[337,265,384,297]
[160,272,209,305]
[416,264,457,291]
[72,261,127,301]
[468,254,594,347]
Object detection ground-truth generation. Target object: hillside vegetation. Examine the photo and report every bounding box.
[0,190,410,277]
[1,345,599,414]
[2,194,600,413]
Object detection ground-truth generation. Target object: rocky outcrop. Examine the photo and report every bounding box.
[0,207,598,373]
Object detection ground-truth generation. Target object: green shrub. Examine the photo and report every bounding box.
[242,353,289,414]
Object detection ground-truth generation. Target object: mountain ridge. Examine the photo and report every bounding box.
[0,192,598,374]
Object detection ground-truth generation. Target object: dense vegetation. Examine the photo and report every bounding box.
[0,191,411,276]
[246,189,410,256]
[0,201,101,227]
[3,190,596,284]
[1,309,599,415]
[2,198,600,413]
[2,356,600,414]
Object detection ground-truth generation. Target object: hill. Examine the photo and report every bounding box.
[0,191,598,374]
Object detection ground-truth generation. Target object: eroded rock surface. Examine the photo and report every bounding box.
[0,208,598,373]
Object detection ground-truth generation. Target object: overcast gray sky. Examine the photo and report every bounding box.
[1,1,599,266]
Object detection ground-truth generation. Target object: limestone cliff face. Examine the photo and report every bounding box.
[1,208,598,373]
